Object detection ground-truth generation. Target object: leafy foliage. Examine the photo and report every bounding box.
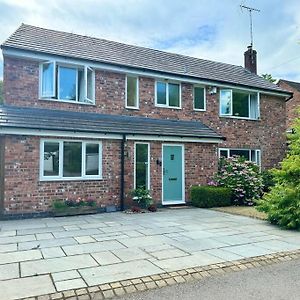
[261,73,276,83]
[52,197,96,210]
[257,112,300,229]
[215,156,264,205]
[131,187,153,208]
[190,186,232,208]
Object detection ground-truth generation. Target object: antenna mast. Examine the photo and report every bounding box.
[240,5,260,47]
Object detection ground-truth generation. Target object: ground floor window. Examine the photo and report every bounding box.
[219,148,261,166]
[40,140,102,180]
[135,143,150,189]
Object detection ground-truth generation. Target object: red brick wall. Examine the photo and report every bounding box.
[3,136,121,214]
[277,81,300,128]
[3,56,287,169]
[3,135,217,213]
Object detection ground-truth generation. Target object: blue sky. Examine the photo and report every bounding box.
[0,0,300,81]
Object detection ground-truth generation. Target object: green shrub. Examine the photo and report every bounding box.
[215,156,263,206]
[190,186,232,208]
[131,188,153,208]
[261,169,275,193]
[257,112,300,229]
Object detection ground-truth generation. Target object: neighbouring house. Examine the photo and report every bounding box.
[277,79,300,128]
[0,24,292,218]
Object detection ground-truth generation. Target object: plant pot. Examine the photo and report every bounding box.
[52,206,97,217]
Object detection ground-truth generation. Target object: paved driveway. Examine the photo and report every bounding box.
[0,208,299,299]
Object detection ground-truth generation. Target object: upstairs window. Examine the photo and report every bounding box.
[193,86,206,111]
[156,81,181,108]
[220,89,259,119]
[126,76,139,109]
[40,62,95,104]
[219,148,261,166]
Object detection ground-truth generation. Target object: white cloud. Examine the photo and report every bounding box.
[0,0,299,81]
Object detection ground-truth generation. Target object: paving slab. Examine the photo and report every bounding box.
[117,235,173,248]
[0,243,18,253]
[21,254,98,276]
[63,240,125,255]
[92,251,122,265]
[79,260,163,286]
[150,248,189,260]
[18,237,77,250]
[0,263,19,280]
[0,249,42,264]
[223,244,274,258]
[0,234,36,245]
[55,278,87,291]
[41,247,66,259]
[0,275,55,300]
[52,270,81,282]
[112,247,151,262]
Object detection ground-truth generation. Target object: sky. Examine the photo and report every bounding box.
[0,0,299,82]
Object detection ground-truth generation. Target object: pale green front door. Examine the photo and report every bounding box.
[162,145,184,204]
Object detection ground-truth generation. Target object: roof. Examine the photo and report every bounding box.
[0,105,224,140]
[1,24,290,95]
[278,79,300,93]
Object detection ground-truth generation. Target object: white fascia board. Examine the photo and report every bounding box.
[0,127,223,143]
[2,48,291,98]
[0,127,123,139]
[126,134,223,143]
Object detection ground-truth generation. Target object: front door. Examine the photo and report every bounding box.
[162,145,184,204]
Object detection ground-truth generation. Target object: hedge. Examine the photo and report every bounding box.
[190,186,232,208]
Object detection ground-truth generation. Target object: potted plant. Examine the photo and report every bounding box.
[52,197,97,216]
[131,188,154,210]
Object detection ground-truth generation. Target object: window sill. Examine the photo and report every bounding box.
[39,98,96,106]
[155,104,181,110]
[194,108,206,112]
[219,115,260,121]
[39,176,102,182]
[125,106,139,110]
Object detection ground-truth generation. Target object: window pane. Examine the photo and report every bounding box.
[41,62,54,98]
[232,92,249,117]
[87,68,94,101]
[194,87,205,109]
[169,83,180,107]
[43,142,59,176]
[59,67,77,101]
[250,93,258,119]
[135,144,149,189]
[230,149,250,160]
[127,76,138,107]
[157,82,167,105]
[220,90,232,115]
[220,150,228,158]
[78,69,85,102]
[85,143,99,176]
[63,142,82,177]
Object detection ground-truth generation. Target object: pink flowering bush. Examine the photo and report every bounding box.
[215,156,263,205]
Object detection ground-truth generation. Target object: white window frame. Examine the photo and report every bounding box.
[134,142,150,190]
[219,89,260,120]
[40,139,102,181]
[125,75,139,109]
[39,61,96,105]
[155,80,181,109]
[193,85,206,111]
[218,147,261,167]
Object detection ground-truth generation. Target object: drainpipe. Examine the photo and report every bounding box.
[120,134,126,211]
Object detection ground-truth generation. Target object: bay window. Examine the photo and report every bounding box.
[40,61,95,104]
[220,89,259,119]
[41,140,102,180]
[156,81,181,108]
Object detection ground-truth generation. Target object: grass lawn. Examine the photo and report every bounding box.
[211,206,267,220]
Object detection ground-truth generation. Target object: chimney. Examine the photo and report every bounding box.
[244,45,257,74]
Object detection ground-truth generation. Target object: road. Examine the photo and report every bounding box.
[118,258,300,300]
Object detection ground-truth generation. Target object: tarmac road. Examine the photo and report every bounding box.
[118,258,300,300]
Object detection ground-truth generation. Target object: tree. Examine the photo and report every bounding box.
[261,74,276,83]
[257,110,300,229]
[0,80,3,104]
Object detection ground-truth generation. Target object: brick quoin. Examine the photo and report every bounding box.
[1,56,287,214]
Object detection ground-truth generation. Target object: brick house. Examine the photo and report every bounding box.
[277,79,300,128]
[0,24,292,218]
